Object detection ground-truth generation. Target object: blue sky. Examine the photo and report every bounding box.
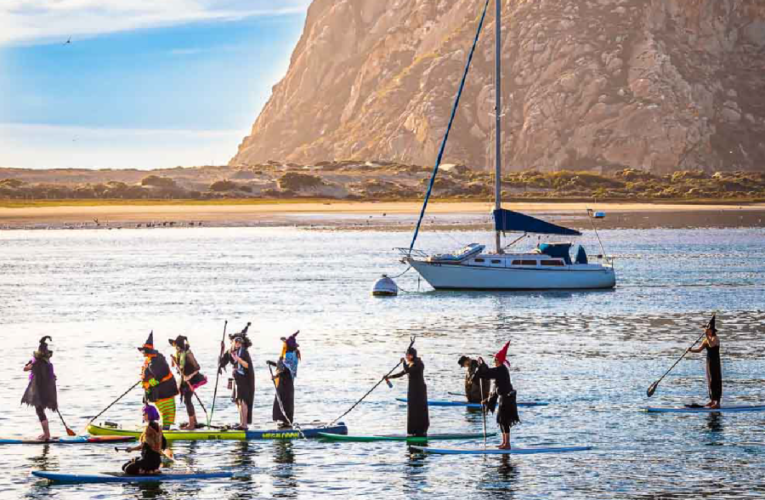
[0,1,309,169]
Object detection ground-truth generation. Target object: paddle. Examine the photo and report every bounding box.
[56,409,76,437]
[479,379,487,448]
[646,331,706,398]
[207,320,227,427]
[325,336,416,427]
[267,362,306,440]
[86,380,142,429]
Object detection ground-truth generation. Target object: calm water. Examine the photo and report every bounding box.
[1,226,764,499]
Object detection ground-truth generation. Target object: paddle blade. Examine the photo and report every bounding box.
[65,427,76,436]
[646,381,659,398]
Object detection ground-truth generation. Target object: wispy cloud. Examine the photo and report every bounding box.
[0,0,311,46]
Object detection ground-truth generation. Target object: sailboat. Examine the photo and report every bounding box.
[399,0,616,291]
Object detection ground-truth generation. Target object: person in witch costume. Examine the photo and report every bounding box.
[476,341,520,450]
[138,332,179,430]
[219,326,254,430]
[21,336,58,441]
[121,405,169,475]
[458,355,490,404]
[169,335,207,430]
[385,347,429,437]
[268,332,300,428]
[688,315,723,409]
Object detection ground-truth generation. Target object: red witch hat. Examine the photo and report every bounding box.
[494,341,510,365]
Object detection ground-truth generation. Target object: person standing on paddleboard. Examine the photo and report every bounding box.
[268,332,300,428]
[138,332,179,430]
[219,326,254,430]
[169,335,207,430]
[121,405,168,475]
[687,315,722,409]
[386,347,430,437]
[458,356,489,404]
[21,336,58,441]
[476,341,520,450]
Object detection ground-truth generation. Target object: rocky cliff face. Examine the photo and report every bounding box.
[230,0,765,173]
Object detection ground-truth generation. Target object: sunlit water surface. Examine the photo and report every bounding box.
[1,227,764,499]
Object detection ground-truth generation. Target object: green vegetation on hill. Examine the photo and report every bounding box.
[0,164,763,204]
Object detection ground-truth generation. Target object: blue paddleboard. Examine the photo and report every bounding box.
[32,470,233,484]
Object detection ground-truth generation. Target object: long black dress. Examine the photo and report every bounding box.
[389,358,430,436]
[465,359,490,404]
[21,357,58,415]
[220,348,255,424]
[272,362,295,424]
[476,363,520,433]
[704,341,723,402]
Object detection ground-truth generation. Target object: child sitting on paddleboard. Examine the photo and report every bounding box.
[121,405,168,475]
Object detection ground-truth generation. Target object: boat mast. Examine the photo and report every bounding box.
[494,0,502,254]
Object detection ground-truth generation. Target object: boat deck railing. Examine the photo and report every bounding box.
[395,248,429,259]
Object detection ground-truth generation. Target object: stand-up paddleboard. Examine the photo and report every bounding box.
[32,470,233,484]
[644,405,765,414]
[88,422,347,441]
[395,398,548,408]
[0,435,134,445]
[318,432,494,443]
[411,445,593,455]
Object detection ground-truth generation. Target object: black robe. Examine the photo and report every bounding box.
[476,363,520,431]
[142,354,179,402]
[220,348,255,424]
[21,358,58,411]
[272,363,295,424]
[465,359,490,404]
[389,358,430,436]
[704,342,723,401]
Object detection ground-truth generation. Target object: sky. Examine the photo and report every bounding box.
[0,0,310,169]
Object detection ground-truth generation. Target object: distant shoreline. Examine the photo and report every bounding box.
[1,200,764,231]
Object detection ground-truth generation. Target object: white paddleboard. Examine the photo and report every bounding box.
[411,445,592,455]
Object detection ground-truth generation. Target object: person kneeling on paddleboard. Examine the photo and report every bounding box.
[21,336,58,442]
[169,335,207,430]
[138,332,179,430]
[386,347,430,437]
[219,330,254,430]
[458,356,489,404]
[121,405,169,475]
[687,315,723,409]
[476,341,520,450]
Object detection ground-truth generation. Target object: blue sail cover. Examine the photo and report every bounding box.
[493,209,581,236]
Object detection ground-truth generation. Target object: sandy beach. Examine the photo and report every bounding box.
[1,201,764,230]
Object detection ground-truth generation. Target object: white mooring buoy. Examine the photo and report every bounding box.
[372,274,398,297]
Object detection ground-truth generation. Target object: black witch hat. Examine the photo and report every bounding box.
[228,322,252,341]
[138,331,158,354]
[35,336,53,360]
[705,314,717,333]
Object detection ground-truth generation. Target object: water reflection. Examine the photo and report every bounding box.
[271,441,297,498]
[403,446,429,496]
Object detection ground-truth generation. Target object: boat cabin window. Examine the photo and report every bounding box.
[541,259,565,266]
[512,260,538,266]
[474,258,485,263]
[491,259,501,264]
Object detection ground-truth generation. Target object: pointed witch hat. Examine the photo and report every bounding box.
[705,314,717,333]
[138,331,158,354]
[494,341,511,366]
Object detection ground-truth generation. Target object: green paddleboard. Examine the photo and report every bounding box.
[317,432,494,443]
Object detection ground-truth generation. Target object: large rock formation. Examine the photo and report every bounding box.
[230,0,765,173]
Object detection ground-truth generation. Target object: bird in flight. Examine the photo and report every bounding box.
[63,37,72,45]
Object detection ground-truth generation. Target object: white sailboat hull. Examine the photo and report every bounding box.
[409,260,616,290]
